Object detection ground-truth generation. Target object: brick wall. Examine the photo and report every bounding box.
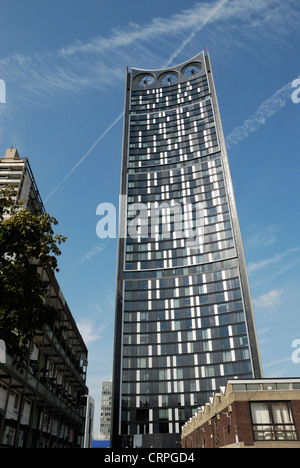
[182,401,255,448]
[183,399,300,448]
[291,400,300,439]
[234,401,254,447]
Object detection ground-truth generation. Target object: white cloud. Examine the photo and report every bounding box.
[253,290,281,308]
[245,224,282,249]
[263,356,291,369]
[1,0,298,108]
[245,225,281,249]
[77,320,106,345]
[58,0,227,57]
[58,0,289,58]
[2,0,300,192]
[247,247,300,273]
[81,244,106,262]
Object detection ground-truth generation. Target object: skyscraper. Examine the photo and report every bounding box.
[111,51,262,448]
[100,380,112,441]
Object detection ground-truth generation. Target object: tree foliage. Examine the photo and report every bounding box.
[0,189,67,367]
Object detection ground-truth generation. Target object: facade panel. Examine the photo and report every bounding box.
[112,51,262,448]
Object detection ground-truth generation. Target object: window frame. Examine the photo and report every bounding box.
[250,401,297,442]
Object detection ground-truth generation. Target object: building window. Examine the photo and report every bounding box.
[250,402,297,441]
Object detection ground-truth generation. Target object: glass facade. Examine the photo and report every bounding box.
[112,51,262,448]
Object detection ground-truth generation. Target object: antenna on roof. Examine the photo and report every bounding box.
[11,133,17,149]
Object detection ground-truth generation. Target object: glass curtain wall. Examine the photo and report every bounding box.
[112,51,262,448]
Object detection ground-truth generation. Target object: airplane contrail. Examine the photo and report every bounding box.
[45,112,124,202]
[163,0,228,68]
[225,77,299,149]
[45,0,229,203]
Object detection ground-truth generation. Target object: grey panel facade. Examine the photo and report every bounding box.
[111,51,262,449]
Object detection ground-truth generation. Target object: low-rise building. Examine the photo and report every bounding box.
[182,378,300,448]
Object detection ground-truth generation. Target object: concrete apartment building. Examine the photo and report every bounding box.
[0,148,89,448]
[182,378,300,448]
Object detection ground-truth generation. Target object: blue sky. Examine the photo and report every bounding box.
[1,0,300,436]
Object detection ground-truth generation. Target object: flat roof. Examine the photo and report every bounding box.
[182,378,300,437]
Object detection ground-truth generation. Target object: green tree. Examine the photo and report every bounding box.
[0,189,67,367]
